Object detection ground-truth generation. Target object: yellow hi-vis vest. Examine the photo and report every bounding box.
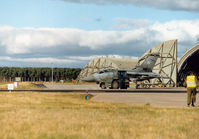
[186,75,197,88]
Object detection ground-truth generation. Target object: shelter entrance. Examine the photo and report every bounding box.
[178,50,199,86]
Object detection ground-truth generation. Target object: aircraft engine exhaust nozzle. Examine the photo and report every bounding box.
[82,75,95,82]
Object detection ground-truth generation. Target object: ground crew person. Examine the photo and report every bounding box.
[185,72,197,107]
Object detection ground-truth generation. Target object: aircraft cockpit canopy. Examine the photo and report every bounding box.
[98,68,116,74]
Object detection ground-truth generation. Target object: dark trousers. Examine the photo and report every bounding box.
[187,88,197,106]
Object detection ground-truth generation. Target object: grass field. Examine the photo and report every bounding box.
[0,92,198,139]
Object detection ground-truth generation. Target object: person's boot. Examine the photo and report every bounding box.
[192,100,195,107]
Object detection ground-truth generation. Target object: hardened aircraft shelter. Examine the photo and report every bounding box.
[78,40,178,87]
[78,39,199,87]
[178,43,199,86]
[137,40,178,87]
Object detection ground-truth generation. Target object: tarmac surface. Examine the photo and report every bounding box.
[91,93,199,107]
[42,83,199,107]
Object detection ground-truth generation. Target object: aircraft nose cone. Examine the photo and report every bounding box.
[82,75,95,82]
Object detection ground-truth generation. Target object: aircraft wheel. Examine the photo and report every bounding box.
[100,83,106,89]
[112,80,119,89]
[135,84,139,89]
[121,85,127,89]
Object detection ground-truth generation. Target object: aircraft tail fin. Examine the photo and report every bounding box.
[139,52,159,72]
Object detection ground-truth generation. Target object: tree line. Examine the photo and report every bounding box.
[0,67,81,82]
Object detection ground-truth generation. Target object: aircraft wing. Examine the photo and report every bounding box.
[126,71,161,78]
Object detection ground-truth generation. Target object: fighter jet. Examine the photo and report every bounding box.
[82,52,161,89]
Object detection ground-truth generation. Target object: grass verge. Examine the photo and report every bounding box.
[0,82,45,89]
[0,92,198,139]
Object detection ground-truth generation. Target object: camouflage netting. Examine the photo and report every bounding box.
[77,57,138,81]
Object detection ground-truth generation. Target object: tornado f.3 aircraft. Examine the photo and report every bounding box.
[82,52,161,89]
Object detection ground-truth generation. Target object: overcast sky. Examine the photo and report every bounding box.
[0,0,198,68]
